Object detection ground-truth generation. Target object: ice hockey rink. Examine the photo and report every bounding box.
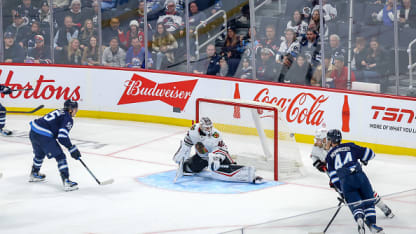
[0,115,415,234]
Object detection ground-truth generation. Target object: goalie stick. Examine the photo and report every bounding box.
[0,105,44,114]
[79,158,114,186]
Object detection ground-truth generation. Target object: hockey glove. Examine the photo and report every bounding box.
[1,86,12,95]
[69,145,81,160]
[208,153,224,171]
[313,160,327,172]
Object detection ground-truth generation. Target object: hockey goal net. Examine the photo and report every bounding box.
[196,98,303,181]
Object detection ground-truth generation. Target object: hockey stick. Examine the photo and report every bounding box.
[309,200,343,234]
[79,158,114,185]
[12,88,34,92]
[0,105,44,114]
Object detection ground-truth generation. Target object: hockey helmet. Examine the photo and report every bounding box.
[64,99,78,111]
[326,129,342,144]
[314,127,328,143]
[200,117,213,135]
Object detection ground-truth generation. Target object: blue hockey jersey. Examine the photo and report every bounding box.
[30,109,74,149]
[325,142,375,192]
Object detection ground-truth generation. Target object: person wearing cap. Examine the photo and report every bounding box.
[4,32,25,63]
[15,0,39,24]
[119,20,145,50]
[256,48,278,82]
[38,1,52,24]
[5,12,31,47]
[103,17,121,46]
[27,34,52,64]
[330,55,356,89]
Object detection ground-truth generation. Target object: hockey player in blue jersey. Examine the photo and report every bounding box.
[325,129,385,234]
[0,85,13,135]
[29,99,81,191]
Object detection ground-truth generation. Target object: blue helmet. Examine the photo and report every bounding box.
[64,99,78,111]
[327,129,342,144]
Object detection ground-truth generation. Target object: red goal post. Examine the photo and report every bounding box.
[195,98,281,181]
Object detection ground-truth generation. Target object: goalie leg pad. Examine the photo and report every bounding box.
[198,165,256,183]
[184,154,208,173]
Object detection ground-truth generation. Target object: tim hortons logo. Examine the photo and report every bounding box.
[0,70,80,100]
[118,74,198,110]
[254,88,328,126]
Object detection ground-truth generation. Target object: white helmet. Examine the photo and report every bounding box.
[314,128,328,143]
[199,117,213,136]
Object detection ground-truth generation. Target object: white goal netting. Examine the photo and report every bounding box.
[196,98,304,181]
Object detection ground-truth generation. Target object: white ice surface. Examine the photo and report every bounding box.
[0,115,415,234]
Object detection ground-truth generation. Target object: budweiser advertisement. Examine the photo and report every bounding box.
[0,64,415,151]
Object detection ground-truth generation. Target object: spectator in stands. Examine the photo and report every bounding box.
[38,1,52,26]
[258,24,280,56]
[237,27,259,60]
[283,54,312,85]
[236,4,250,28]
[286,10,309,40]
[276,53,295,83]
[14,0,39,24]
[3,32,25,63]
[54,15,79,50]
[79,19,97,50]
[330,55,356,89]
[360,38,388,88]
[217,56,231,77]
[126,37,153,68]
[189,1,207,57]
[311,0,337,22]
[351,37,368,78]
[22,21,47,50]
[91,1,99,29]
[311,56,334,87]
[156,0,184,36]
[5,12,31,47]
[82,36,100,66]
[27,35,52,64]
[300,29,321,67]
[119,20,145,50]
[60,38,82,64]
[192,43,220,75]
[152,22,178,70]
[399,0,416,28]
[277,29,300,63]
[102,37,126,67]
[256,48,279,82]
[235,57,253,79]
[66,0,92,29]
[372,0,400,26]
[328,34,345,64]
[222,26,240,59]
[310,9,328,40]
[102,17,121,46]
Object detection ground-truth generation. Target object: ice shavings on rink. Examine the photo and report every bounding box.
[137,170,283,194]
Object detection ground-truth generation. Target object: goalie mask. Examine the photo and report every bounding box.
[199,117,213,136]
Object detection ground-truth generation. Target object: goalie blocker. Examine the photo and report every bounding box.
[173,117,264,184]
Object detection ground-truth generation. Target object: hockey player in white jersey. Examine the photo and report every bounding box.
[311,127,394,219]
[173,117,264,184]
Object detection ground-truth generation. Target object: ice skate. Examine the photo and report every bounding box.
[63,178,78,191]
[369,224,385,234]
[253,176,265,184]
[0,128,12,136]
[357,217,366,234]
[29,171,46,182]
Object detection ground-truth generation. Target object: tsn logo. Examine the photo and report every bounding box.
[371,106,415,124]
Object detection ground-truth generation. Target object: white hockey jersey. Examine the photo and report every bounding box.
[310,144,327,164]
[183,123,230,160]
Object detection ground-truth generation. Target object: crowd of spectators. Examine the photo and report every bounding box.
[2,0,415,92]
